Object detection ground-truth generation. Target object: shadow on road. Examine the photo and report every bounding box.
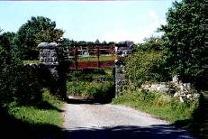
[62,125,193,139]
[65,97,110,105]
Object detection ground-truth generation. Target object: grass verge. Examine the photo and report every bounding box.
[7,89,63,126]
[113,89,198,123]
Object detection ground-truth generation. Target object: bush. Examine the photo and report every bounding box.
[67,81,114,102]
[0,43,22,104]
[67,69,114,103]
[125,50,168,86]
[15,65,43,104]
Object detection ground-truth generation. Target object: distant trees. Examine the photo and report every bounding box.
[160,0,207,85]
[15,16,64,59]
[136,37,164,51]
[64,40,116,47]
[60,38,72,48]
[95,39,100,45]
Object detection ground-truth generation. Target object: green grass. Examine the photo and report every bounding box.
[8,89,63,126]
[78,55,114,62]
[23,60,40,64]
[67,69,114,102]
[67,80,112,97]
[113,90,198,123]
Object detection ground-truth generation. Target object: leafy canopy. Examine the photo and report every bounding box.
[16,16,64,59]
[160,0,207,78]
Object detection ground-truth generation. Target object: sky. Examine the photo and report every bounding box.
[0,1,177,43]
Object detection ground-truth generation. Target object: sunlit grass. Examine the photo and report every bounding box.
[113,90,198,123]
[8,89,63,126]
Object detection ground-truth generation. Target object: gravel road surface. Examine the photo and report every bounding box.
[62,97,194,139]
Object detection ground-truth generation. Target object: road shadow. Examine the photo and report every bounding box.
[62,125,194,139]
[65,96,112,105]
[65,97,99,104]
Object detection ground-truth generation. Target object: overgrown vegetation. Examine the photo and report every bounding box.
[125,50,166,86]
[125,37,170,87]
[67,69,114,103]
[113,89,198,122]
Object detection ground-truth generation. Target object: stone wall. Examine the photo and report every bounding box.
[141,75,200,102]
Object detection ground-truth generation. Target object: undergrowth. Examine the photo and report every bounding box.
[113,89,198,122]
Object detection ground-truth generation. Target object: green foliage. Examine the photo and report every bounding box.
[113,90,198,122]
[23,60,40,64]
[67,69,107,81]
[125,37,170,86]
[67,69,114,102]
[59,38,72,48]
[67,81,113,97]
[0,32,16,46]
[8,89,63,126]
[0,32,22,104]
[16,16,64,59]
[125,50,167,86]
[135,37,165,51]
[160,0,208,81]
[15,65,43,104]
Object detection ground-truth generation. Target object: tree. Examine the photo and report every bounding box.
[0,31,22,104]
[0,32,16,47]
[60,38,72,48]
[16,16,64,59]
[102,41,107,45]
[95,39,100,45]
[160,0,207,84]
[125,50,165,86]
[125,37,169,86]
[136,37,165,51]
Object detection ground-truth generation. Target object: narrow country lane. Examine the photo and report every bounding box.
[62,97,194,139]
